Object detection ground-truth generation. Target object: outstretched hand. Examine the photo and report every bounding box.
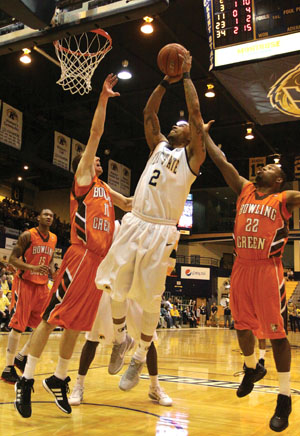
[181,50,192,73]
[102,73,120,98]
[202,120,215,134]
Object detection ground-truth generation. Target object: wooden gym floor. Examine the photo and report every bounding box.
[1,327,300,435]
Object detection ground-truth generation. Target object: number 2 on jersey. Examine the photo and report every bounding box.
[149,169,161,186]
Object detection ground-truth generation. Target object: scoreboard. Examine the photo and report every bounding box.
[204,0,300,68]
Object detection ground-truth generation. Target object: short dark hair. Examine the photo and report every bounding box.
[72,153,83,173]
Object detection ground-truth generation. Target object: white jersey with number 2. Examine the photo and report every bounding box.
[132,141,197,224]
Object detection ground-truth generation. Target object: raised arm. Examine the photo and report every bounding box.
[143,81,168,152]
[204,123,248,195]
[104,183,133,212]
[182,51,206,175]
[285,190,300,213]
[9,232,49,274]
[143,74,182,152]
[76,74,120,186]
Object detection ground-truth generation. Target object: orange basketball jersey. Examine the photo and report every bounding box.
[18,227,57,284]
[234,182,291,260]
[70,175,115,256]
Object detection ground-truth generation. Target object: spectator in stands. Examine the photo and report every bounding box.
[163,305,174,328]
[224,303,231,328]
[199,302,207,327]
[288,304,297,332]
[0,274,10,295]
[286,269,294,281]
[0,197,71,249]
[1,255,8,264]
[210,302,218,327]
[159,305,167,328]
[295,306,300,332]
[0,288,10,331]
[187,307,197,328]
[170,304,181,328]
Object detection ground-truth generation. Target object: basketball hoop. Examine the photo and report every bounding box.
[54,29,112,95]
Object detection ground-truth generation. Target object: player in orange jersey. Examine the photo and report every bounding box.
[1,209,57,385]
[204,122,300,432]
[14,74,132,419]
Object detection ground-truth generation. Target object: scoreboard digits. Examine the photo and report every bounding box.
[214,0,254,47]
[211,0,300,49]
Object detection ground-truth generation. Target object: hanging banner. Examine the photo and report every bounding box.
[107,159,131,196]
[181,266,210,280]
[53,131,71,171]
[295,156,300,180]
[0,101,23,150]
[213,54,300,126]
[203,0,214,71]
[249,157,266,182]
[70,139,86,173]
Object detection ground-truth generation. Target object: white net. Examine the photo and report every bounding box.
[54,29,112,95]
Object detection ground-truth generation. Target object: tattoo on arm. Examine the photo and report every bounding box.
[145,114,159,136]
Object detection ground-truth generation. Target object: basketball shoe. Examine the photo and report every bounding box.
[15,354,27,373]
[119,357,144,391]
[14,377,34,418]
[69,384,84,406]
[148,386,172,406]
[269,394,292,432]
[1,365,20,384]
[43,375,72,414]
[108,334,134,375]
[237,362,267,397]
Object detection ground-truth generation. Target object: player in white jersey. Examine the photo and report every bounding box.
[69,221,172,406]
[96,50,206,390]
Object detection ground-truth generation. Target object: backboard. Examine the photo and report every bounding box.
[0,0,169,55]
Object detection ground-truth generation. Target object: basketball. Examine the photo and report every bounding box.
[157,43,187,77]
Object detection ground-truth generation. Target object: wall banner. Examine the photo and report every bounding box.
[70,139,86,173]
[53,131,71,171]
[0,101,23,150]
[249,157,266,182]
[181,266,210,280]
[107,159,131,196]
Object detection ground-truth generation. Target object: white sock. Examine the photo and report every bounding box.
[113,322,126,344]
[244,353,257,369]
[111,299,128,344]
[6,330,21,366]
[278,372,291,396]
[76,374,86,388]
[23,354,39,380]
[259,349,266,360]
[133,339,150,362]
[54,356,70,381]
[149,375,159,389]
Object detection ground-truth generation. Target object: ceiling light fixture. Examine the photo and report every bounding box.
[117,60,132,80]
[24,165,29,170]
[140,16,154,34]
[176,110,188,126]
[245,127,254,140]
[273,154,281,167]
[20,48,31,64]
[17,176,22,181]
[205,83,215,98]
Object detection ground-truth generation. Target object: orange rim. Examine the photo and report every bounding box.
[53,28,112,57]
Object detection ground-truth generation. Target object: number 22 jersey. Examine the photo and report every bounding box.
[234,182,291,260]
